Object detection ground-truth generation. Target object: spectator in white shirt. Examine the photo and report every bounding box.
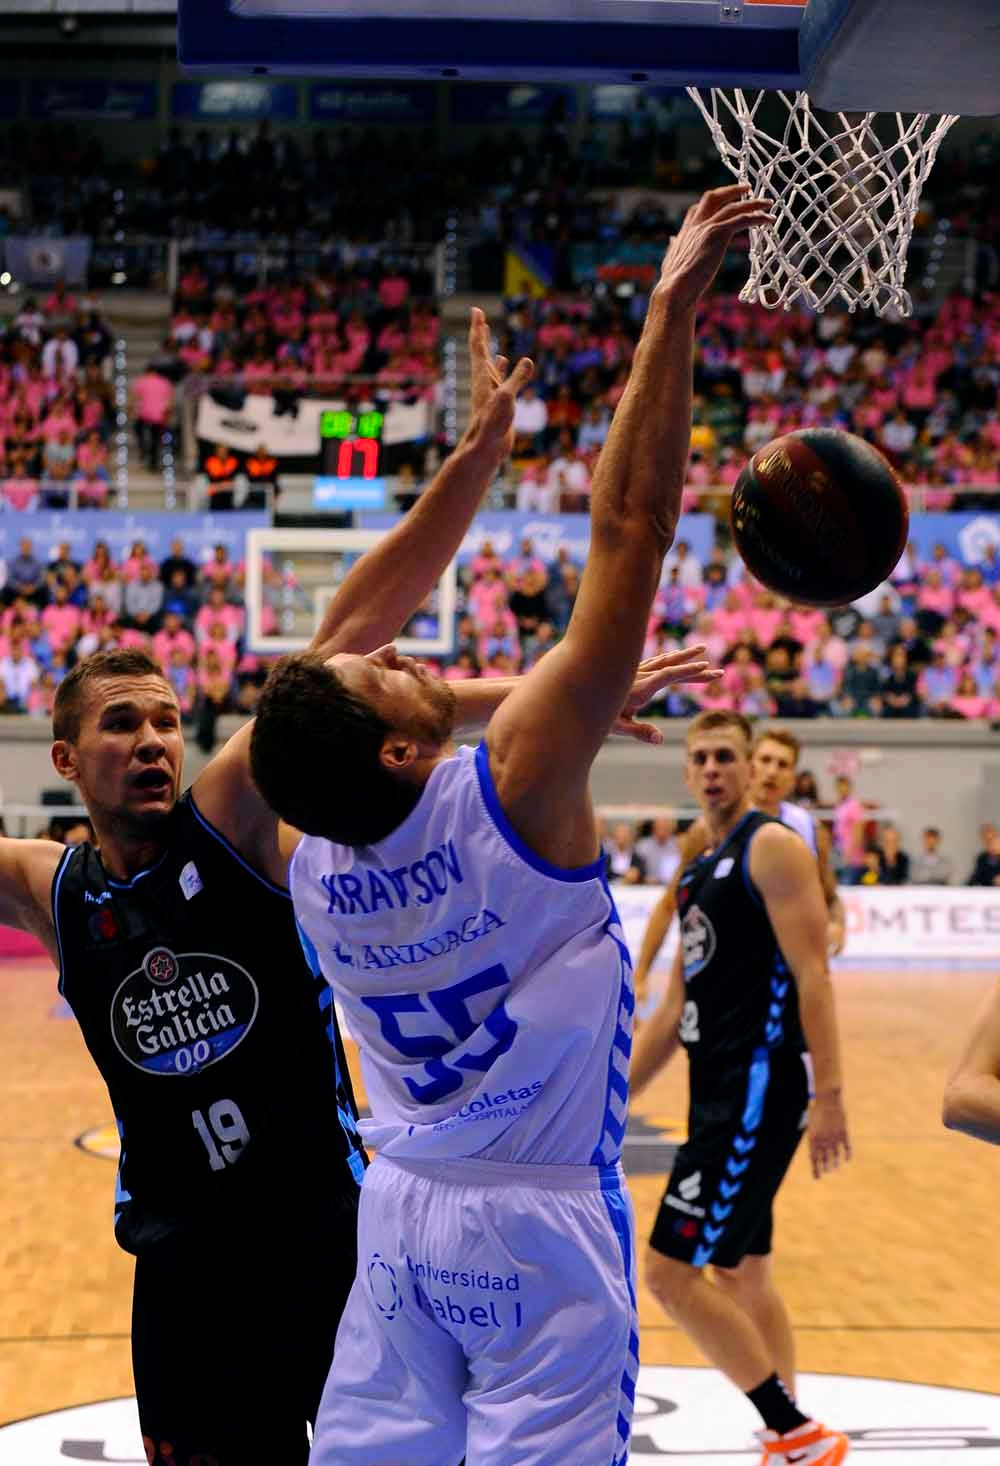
[0,641,39,710]
[635,817,682,884]
[41,327,80,382]
[14,299,45,347]
[910,826,954,885]
[577,403,611,453]
[826,333,857,375]
[516,451,559,514]
[880,410,917,464]
[665,539,703,590]
[546,430,591,511]
[512,385,548,454]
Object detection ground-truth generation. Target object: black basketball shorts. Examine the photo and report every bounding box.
[132,1186,360,1466]
[649,1047,810,1271]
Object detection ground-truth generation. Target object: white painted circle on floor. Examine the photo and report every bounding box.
[2,1368,1000,1462]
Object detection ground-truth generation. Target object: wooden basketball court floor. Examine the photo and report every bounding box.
[3,957,1000,1429]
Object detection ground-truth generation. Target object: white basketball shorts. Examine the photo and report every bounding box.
[309,1153,639,1466]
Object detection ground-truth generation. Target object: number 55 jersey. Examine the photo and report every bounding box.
[291,742,635,1168]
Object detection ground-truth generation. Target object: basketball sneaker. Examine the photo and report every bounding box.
[757,1420,849,1464]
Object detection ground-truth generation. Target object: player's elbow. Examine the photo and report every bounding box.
[942,1076,977,1135]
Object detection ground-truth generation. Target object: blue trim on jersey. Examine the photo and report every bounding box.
[691,1047,772,1269]
[113,1118,132,1224]
[188,793,292,898]
[741,832,765,910]
[294,914,364,1190]
[590,880,634,1167]
[473,741,605,884]
[51,845,73,997]
[599,1170,639,1465]
[105,850,169,889]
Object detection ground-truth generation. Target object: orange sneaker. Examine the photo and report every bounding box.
[757,1420,850,1465]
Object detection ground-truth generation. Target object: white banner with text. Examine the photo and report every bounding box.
[614,884,1000,977]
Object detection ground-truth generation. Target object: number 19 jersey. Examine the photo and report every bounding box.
[291,742,634,1167]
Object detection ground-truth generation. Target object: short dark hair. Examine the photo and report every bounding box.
[753,726,801,762]
[53,649,165,741]
[251,654,416,846]
[687,709,753,750]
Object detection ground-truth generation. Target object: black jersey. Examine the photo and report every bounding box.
[53,791,366,1258]
[675,810,805,1072]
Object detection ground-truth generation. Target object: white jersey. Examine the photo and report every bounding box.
[291,742,633,1167]
[779,799,818,855]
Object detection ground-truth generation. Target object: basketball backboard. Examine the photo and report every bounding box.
[243,528,457,657]
[177,0,1000,116]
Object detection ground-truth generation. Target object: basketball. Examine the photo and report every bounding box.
[730,428,909,607]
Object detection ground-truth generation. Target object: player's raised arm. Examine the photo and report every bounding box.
[308,308,532,660]
[748,822,851,1179]
[0,838,63,963]
[486,187,770,867]
[943,980,1000,1144]
[193,309,531,875]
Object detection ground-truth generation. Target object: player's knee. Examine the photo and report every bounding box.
[713,1253,770,1303]
[644,1247,699,1312]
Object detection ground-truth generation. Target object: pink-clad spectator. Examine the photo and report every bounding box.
[468,540,504,580]
[958,569,993,619]
[748,593,783,648]
[153,613,197,671]
[789,607,826,645]
[74,473,110,508]
[693,678,737,712]
[195,587,243,644]
[2,596,40,637]
[950,674,991,720]
[198,635,236,683]
[981,587,1000,635]
[377,273,410,310]
[82,595,115,637]
[132,366,174,471]
[27,670,57,720]
[119,627,151,651]
[833,776,868,881]
[39,402,77,442]
[505,539,546,582]
[479,655,514,680]
[76,431,108,479]
[40,587,82,651]
[916,568,955,620]
[121,541,158,582]
[377,322,407,355]
[201,544,235,594]
[42,282,77,319]
[3,468,40,511]
[468,568,510,630]
[683,613,727,668]
[711,590,746,647]
[443,654,479,682]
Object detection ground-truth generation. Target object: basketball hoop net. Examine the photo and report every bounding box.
[688,89,958,317]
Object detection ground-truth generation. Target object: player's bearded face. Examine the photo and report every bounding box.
[336,647,456,748]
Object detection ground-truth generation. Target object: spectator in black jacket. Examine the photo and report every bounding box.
[877,824,910,885]
[968,824,1000,886]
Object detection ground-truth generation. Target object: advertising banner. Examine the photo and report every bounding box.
[309,81,435,124]
[612,883,1000,981]
[28,80,157,121]
[450,83,577,124]
[359,510,715,569]
[0,512,267,568]
[906,513,1000,567]
[171,81,299,121]
[2,238,90,288]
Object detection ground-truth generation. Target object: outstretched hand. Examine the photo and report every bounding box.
[611,645,723,744]
[467,306,534,462]
[656,185,773,311]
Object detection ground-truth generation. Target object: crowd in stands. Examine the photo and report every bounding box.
[599,803,1000,889]
[0,535,263,746]
[0,286,115,509]
[501,286,1000,509]
[441,532,1000,722]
